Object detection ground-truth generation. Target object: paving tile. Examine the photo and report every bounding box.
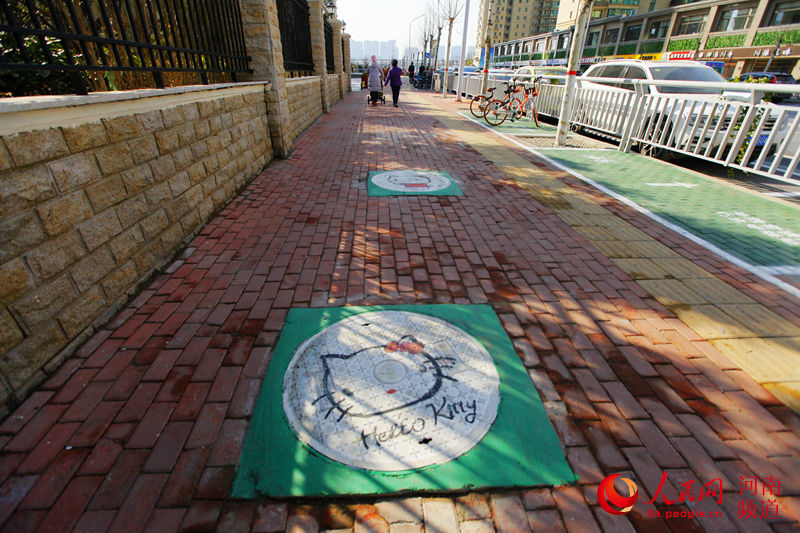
[375,498,422,524]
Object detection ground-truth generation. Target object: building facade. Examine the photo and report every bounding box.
[476,0,560,50]
[489,0,800,78]
[555,0,672,30]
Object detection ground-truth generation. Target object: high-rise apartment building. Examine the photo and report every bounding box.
[555,0,671,30]
[476,0,560,51]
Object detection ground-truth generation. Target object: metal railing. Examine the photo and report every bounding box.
[447,72,800,185]
[277,0,313,75]
[0,0,250,95]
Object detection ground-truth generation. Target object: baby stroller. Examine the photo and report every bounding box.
[367,89,385,105]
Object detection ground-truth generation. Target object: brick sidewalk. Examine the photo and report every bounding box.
[1,88,799,532]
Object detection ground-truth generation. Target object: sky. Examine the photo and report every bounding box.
[336,0,481,57]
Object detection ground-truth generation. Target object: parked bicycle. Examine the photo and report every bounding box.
[484,77,542,127]
[469,81,521,118]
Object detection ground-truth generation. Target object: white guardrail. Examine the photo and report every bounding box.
[440,72,800,185]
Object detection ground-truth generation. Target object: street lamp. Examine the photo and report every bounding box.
[409,14,424,68]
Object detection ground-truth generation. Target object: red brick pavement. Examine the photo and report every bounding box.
[1,89,799,532]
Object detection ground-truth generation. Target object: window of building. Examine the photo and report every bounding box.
[592,10,603,18]
[624,24,642,41]
[603,28,619,44]
[769,1,800,25]
[675,14,706,35]
[647,19,669,38]
[586,31,600,46]
[714,6,753,31]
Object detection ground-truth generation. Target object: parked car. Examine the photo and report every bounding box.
[736,71,797,102]
[576,59,785,158]
[513,65,568,85]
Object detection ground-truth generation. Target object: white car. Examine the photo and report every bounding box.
[513,65,568,85]
[577,60,782,158]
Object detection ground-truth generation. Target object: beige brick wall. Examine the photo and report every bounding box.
[286,77,324,141]
[326,74,341,107]
[0,83,272,412]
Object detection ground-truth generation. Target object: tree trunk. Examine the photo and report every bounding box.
[432,27,442,69]
[443,18,454,96]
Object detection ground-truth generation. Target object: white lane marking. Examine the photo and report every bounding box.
[716,211,800,246]
[585,155,613,164]
[766,191,800,198]
[453,109,800,301]
[760,265,800,275]
[646,182,699,188]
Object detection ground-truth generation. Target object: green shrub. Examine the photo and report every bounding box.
[598,45,616,56]
[639,41,664,53]
[753,29,800,45]
[555,50,567,58]
[667,38,699,51]
[582,47,597,57]
[704,34,746,49]
[617,43,637,55]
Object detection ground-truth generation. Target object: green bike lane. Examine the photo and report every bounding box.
[534,149,800,273]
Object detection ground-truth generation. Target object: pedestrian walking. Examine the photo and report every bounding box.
[366,56,384,106]
[408,62,415,84]
[385,59,403,107]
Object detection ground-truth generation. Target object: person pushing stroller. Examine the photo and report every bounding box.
[366,56,384,106]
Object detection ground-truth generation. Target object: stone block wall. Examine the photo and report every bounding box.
[326,74,342,106]
[286,77,324,142]
[0,83,272,411]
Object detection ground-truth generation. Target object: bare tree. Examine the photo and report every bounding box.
[426,0,444,70]
[440,0,464,96]
[420,11,435,68]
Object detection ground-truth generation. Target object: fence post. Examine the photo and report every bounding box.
[308,0,330,113]
[238,0,294,158]
[619,81,646,153]
[724,91,764,167]
[330,20,345,99]
[342,33,352,93]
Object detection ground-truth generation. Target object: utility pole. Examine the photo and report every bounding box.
[455,0,470,101]
[556,0,591,146]
[765,38,783,71]
[480,0,492,94]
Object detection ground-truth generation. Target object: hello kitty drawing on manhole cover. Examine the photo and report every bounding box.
[370,170,452,192]
[282,311,500,471]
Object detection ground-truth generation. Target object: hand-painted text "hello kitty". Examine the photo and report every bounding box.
[427,396,477,425]
[360,417,426,449]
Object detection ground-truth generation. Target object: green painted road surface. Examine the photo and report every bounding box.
[460,111,557,135]
[536,149,800,269]
[233,304,576,498]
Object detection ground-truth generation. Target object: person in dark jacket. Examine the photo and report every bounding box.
[384,59,403,107]
[408,62,415,83]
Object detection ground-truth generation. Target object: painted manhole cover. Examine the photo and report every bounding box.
[282,310,500,471]
[367,170,463,196]
[372,170,451,192]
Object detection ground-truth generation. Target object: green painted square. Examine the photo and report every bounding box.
[233,304,576,498]
[367,170,463,196]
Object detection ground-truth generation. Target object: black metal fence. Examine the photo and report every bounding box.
[276,0,312,75]
[324,19,333,74]
[0,0,251,96]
